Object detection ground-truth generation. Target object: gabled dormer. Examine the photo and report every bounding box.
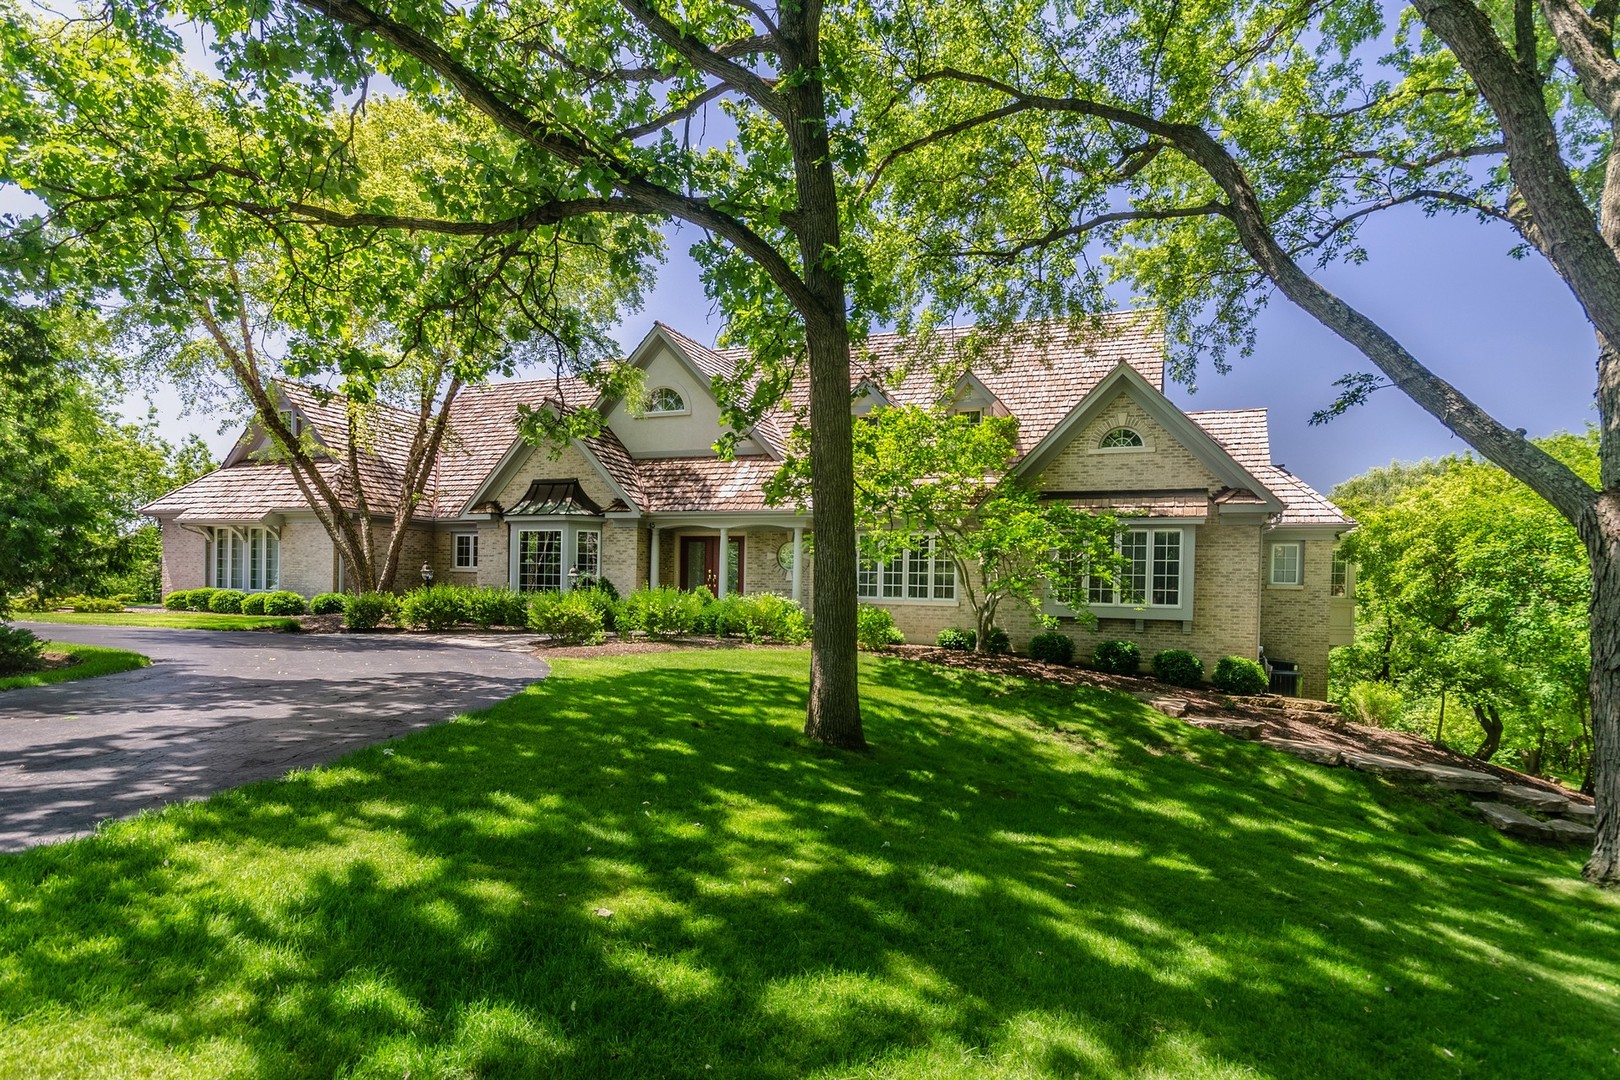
[599,323,774,459]
[944,371,1009,424]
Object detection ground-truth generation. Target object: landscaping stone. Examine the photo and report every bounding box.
[1412,763,1503,796]
[1559,801,1597,823]
[1499,784,1570,814]
[1341,751,1436,782]
[1471,801,1554,840]
[1134,693,1190,717]
[1186,717,1265,740]
[1544,818,1596,845]
[1260,738,1342,766]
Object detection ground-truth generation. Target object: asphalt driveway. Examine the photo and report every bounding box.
[0,624,549,852]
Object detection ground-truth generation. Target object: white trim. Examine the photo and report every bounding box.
[1269,541,1303,586]
[453,531,479,569]
[644,386,691,416]
[1047,524,1197,623]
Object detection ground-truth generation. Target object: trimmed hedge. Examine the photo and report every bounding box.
[262,591,307,616]
[1153,648,1205,689]
[209,590,246,614]
[398,585,469,631]
[936,628,975,651]
[466,587,527,629]
[240,593,268,615]
[163,591,193,611]
[528,590,607,645]
[1028,631,1075,665]
[1211,656,1269,696]
[309,593,347,616]
[185,588,220,612]
[1092,640,1141,675]
[344,592,398,631]
[856,605,904,650]
[68,596,124,613]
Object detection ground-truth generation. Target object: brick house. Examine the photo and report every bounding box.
[143,315,1355,696]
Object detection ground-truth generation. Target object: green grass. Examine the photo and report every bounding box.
[20,611,300,632]
[0,651,1614,1078]
[0,642,151,691]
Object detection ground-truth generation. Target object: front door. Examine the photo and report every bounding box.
[679,536,745,593]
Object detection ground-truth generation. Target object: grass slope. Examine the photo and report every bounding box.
[21,612,300,632]
[0,651,1613,1079]
[0,642,150,691]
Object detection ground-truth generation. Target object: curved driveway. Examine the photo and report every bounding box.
[0,624,548,852]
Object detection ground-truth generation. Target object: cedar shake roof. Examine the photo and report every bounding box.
[142,316,1351,528]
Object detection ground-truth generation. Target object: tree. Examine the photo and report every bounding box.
[864,0,1620,881]
[774,406,1119,651]
[1333,438,1594,778]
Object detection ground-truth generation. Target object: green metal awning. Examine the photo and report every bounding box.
[505,479,604,517]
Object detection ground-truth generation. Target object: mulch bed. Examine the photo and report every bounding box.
[33,651,79,673]
[884,645,1592,804]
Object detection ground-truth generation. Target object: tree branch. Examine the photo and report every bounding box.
[246,196,642,235]
[1538,0,1620,115]
[615,0,787,120]
[939,201,1231,262]
[615,82,732,141]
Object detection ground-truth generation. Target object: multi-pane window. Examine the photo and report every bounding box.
[1270,542,1303,586]
[575,529,601,580]
[518,529,563,592]
[647,387,686,413]
[454,532,478,569]
[211,527,279,591]
[1330,552,1349,597]
[1089,528,1181,607]
[1098,427,1144,449]
[858,537,956,600]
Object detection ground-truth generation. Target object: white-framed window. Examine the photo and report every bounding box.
[1330,552,1349,597]
[1098,427,1144,449]
[1088,527,1182,607]
[646,387,687,414]
[858,537,955,601]
[517,529,564,591]
[277,409,303,438]
[957,409,983,425]
[454,532,478,569]
[575,529,601,581]
[209,526,280,591]
[1270,542,1303,586]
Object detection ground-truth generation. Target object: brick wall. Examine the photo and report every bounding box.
[1040,394,1222,491]
[158,520,206,597]
[600,520,640,595]
[277,519,337,597]
[1260,534,1338,699]
[493,442,618,510]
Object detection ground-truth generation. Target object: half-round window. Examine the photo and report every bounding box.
[1099,427,1144,449]
[647,387,687,414]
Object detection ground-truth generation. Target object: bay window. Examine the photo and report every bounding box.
[209,526,280,591]
[511,522,603,592]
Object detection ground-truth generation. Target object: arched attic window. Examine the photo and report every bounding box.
[647,387,687,414]
[1098,427,1144,449]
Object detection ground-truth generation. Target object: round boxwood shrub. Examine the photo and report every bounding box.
[185,588,220,612]
[1092,639,1141,675]
[528,590,607,645]
[856,605,904,650]
[1153,648,1205,688]
[399,584,470,631]
[309,592,348,616]
[1211,656,1269,696]
[240,593,268,615]
[209,589,246,614]
[344,592,399,631]
[1028,631,1075,665]
[163,590,193,611]
[0,624,46,675]
[261,591,307,616]
[935,627,976,651]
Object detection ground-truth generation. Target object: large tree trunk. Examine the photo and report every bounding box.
[784,8,864,749]
[1472,703,1504,762]
[1581,498,1620,885]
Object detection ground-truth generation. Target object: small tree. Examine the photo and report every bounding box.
[777,406,1118,653]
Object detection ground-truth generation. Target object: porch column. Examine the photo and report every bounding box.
[791,525,804,603]
[649,525,660,589]
[718,525,730,597]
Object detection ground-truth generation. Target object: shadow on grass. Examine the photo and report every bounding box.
[0,651,1614,1079]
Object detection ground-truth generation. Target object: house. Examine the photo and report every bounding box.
[142,314,1355,697]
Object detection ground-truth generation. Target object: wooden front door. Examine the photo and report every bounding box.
[679,536,745,593]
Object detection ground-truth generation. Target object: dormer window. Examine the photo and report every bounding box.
[277,409,303,439]
[1098,427,1144,449]
[957,409,983,425]
[647,387,687,414]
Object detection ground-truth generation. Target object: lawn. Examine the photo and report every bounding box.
[20,611,300,632]
[0,642,150,691]
[0,651,1613,1079]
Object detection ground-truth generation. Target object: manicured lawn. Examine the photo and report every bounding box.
[0,642,151,691]
[20,611,300,632]
[0,651,1613,1078]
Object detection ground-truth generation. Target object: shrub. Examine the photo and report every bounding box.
[309,592,348,616]
[185,588,219,612]
[261,591,307,616]
[163,590,193,611]
[70,596,125,613]
[1153,648,1205,688]
[710,593,810,644]
[1092,640,1142,674]
[856,605,905,650]
[1028,631,1075,665]
[14,593,55,613]
[240,593,268,615]
[575,586,620,632]
[0,624,45,675]
[528,590,607,645]
[574,576,620,603]
[1211,656,1269,696]
[344,592,398,631]
[936,628,976,651]
[112,593,137,605]
[617,586,706,638]
[209,589,246,614]
[466,587,527,628]
[983,627,1011,655]
[398,584,470,631]
[1346,681,1404,728]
